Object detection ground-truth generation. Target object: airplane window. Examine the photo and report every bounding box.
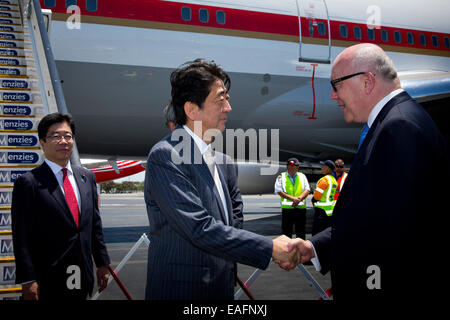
[354,26,362,39]
[432,35,440,47]
[407,32,414,45]
[181,7,191,21]
[216,10,226,25]
[381,29,389,42]
[420,34,427,46]
[367,28,375,41]
[445,37,450,49]
[394,31,402,43]
[317,22,326,35]
[44,0,56,8]
[86,0,97,12]
[66,0,77,8]
[339,25,348,38]
[199,9,209,23]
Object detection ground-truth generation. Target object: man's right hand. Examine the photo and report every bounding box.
[22,281,39,300]
[272,235,300,271]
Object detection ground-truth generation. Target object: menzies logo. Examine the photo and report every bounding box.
[2,265,15,282]
[0,134,38,147]
[0,119,33,130]
[0,213,11,228]
[0,191,11,205]
[0,170,26,183]
[0,152,39,164]
[0,239,13,256]
[1,92,30,102]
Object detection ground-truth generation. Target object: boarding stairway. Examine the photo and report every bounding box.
[0,0,76,300]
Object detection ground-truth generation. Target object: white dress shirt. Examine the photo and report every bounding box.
[183,125,229,225]
[309,88,404,272]
[45,159,81,210]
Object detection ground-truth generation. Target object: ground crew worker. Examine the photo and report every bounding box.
[274,158,310,239]
[311,160,337,235]
[333,158,348,200]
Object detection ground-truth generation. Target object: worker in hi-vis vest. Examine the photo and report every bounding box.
[311,160,337,236]
[274,158,310,239]
[333,158,348,201]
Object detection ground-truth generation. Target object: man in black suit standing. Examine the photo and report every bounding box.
[11,113,111,300]
[287,43,449,301]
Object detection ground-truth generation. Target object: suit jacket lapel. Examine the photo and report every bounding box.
[183,129,230,225]
[40,162,76,226]
[216,163,232,225]
[337,91,412,211]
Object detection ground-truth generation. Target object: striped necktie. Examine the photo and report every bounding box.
[62,168,80,227]
[358,124,370,151]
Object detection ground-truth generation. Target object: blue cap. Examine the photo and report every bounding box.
[320,160,335,170]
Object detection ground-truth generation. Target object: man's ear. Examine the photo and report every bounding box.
[184,101,199,121]
[364,72,376,94]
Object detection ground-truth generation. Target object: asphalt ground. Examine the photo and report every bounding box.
[93,193,332,301]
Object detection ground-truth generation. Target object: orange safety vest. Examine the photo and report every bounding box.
[334,171,348,200]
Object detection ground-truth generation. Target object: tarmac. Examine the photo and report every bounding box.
[93,193,332,301]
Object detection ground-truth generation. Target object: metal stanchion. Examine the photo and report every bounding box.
[91,233,150,300]
[297,264,330,300]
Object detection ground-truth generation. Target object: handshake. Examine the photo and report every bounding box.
[271,235,315,271]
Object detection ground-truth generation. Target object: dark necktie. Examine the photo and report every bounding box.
[62,168,79,227]
[358,124,370,151]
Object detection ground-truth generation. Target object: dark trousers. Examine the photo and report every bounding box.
[281,208,306,239]
[312,207,331,236]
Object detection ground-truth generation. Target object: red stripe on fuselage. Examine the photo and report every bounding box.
[41,0,450,53]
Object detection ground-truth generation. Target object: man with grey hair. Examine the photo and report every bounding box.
[287,43,449,301]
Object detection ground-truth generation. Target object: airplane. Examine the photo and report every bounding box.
[37,0,449,192]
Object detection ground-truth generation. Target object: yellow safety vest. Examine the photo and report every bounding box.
[280,172,306,209]
[313,175,337,216]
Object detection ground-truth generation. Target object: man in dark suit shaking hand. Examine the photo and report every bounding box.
[11,113,111,300]
[288,44,449,301]
[144,59,299,300]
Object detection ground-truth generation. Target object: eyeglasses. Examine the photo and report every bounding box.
[335,164,344,168]
[46,133,73,142]
[330,72,366,92]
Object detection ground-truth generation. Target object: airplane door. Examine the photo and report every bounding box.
[296,0,331,64]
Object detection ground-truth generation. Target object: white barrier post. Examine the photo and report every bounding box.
[90,233,150,300]
[297,264,330,300]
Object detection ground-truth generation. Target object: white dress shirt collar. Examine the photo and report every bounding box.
[45,159,73,175]
[183,125,210,155]
[367,88,404,128]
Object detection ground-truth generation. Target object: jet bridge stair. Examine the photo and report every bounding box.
[0,0,76,300]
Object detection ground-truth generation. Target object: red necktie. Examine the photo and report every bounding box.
[62,168,79,227]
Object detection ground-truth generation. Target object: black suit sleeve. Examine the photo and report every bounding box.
[88,171,110,268]
[226,161,244,229]
[11,175,37,283]
[309,227,332,275]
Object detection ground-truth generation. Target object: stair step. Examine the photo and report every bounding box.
[0,39,24,49]
[0,77,37,90]
[0,19,20,27]
[0,117,40,131]
[0,149,43,166]
[0,167,28,186]
[0,47,25,56]
[0,90,42,103]
[0,11,20,18]
[0,102,45,117]
[0,65,36,77]
[0,24,22,33]
[0,132,39,147]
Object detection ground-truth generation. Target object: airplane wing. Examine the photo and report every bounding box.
[399,71,450,103]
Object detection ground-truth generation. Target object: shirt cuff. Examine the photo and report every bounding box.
[308,240,322,272]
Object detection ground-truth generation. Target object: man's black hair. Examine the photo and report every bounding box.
[169,59,231,125]
[38,112,76,140]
